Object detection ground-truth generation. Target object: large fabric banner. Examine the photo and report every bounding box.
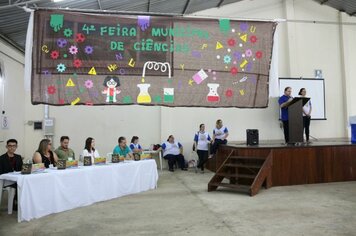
[31,10,277,107]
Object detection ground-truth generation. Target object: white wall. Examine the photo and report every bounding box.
[1,0,356,161]
[339,13,356,124]
[48,105,161,160]
[0,40,26,155]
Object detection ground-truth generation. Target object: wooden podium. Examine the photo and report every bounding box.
[286,97,310,143]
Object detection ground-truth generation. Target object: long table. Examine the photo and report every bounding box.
[0,159,158,222]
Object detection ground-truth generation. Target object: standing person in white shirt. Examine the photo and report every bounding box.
[299,88,312,143]
[193,124,212,173]
[161,135,187,172]
[209,119,229,158]
[82,137,100,163]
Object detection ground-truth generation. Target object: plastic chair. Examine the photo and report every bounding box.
[1,186,16,214]
[106,152,113,162]
[142,150,163,170]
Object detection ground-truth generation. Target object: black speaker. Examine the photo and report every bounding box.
[246,129,259,146]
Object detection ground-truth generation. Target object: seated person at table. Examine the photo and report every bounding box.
[0,139,23,211]
[54,136,75,161]
[33,139,58,168]
[82,137,100,163]
[113,137,134,159]
[161,135,187,172]
[0,139,23,175]
[130,136,143,154]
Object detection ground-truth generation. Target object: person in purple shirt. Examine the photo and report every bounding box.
[278,87,293,143]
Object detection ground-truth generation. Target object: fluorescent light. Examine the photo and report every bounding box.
[53,0,64,2]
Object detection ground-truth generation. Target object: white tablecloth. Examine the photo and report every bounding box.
[0,159,158,222]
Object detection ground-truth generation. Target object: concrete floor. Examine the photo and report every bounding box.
[1,170,356,236]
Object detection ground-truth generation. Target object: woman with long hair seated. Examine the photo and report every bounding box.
[33,139,58,168]
[82,137,100,163]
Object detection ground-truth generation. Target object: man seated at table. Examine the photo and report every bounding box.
[0,139,23,175]
[0,139,23,211]
[54,136,75,161]
[113,137,134,160]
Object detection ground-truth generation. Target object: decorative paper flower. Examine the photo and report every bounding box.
[47,85,56,95]
[230,66,238,75]
[69,45,78,55]
[227,38,236,46]
[245,49,253,57]
[84,79,94,89]
[56,63,66,73]
[57,38,67,48]
[50,50,59,59]
[73,59,82,68]
[225,89,233,98]
[240,22,248,32]
[233,51,242,60]
[59,99,65,104]
[84,45,94,54]
[123,96,132,104]
[224,55,232,64]
[250,35,257,43]
[75,33,86,43]
[63,28,73,38]
[256,51,263,59]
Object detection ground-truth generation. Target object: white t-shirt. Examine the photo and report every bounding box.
[162,141,182,157]
[82,149,100,163]
[303,100,312,116]
[194,132,211,151]
[213,126,229,140]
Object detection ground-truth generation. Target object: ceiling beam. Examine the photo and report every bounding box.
[0,0,44,10]
[217,0,225,8]
[97,0,102,10]
[147,0,150,12]
[0,34,24,54]
[32,6,182,16]
[182,0,190,14]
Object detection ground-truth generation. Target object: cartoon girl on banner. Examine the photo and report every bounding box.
[102,76,121,103]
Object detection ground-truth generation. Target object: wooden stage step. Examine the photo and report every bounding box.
[224,163,262,168]
[216,173,256,179]
[207,152,273,196]
[229,156,266,160]
[208,182,250,192]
